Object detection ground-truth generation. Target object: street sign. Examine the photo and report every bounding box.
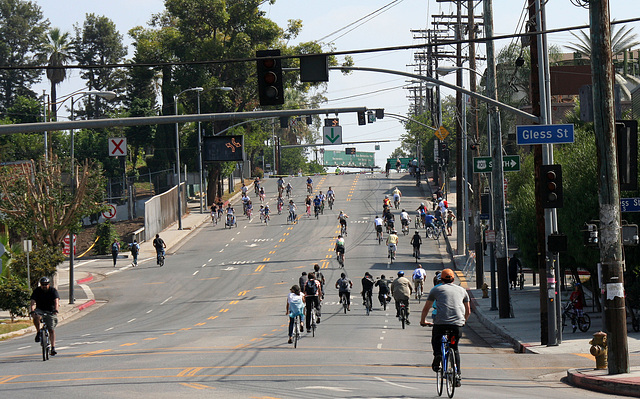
[108,138,127,156]
[516,124,575,145]
[323,126,342,145]
[203,135,244,162]
[324,118,339,127]
[102,204,117,219]
[485,230,496,243]
[435,126,449,141]
[473,155,520,173]
[621,197,640,212]
[324,150,374,168]
[63,234,76,255]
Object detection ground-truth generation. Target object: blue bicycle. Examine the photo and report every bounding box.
[425,324,459,397]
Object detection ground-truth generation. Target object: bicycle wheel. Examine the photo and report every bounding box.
[366,296,371,316]
[311,309,316,337]
[561,313,567,332]
[383,296,387,311]
[445,350,456,398]
[342,294,347,314]
[401,307,406,329]
[633,314,640,332]
[293,316,300,348]
[159,256,165,267]
[436,355,444,396]
[578,314,591,332]
[41,330,49,361]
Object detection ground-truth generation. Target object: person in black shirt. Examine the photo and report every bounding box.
[361,272,375,307]
[30,277,60,355]
[375,274,391,307]
[153,234,166,265]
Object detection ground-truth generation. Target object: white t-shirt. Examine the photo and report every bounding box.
[374,217,384,226]
[400,211,409,220]
[413,268,427,280]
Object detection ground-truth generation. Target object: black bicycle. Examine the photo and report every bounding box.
[340,292,348,314]
[309,306,317,337]
[398,301,408,329]
[35,311,55,361]
[157,252,165,267]
[561,302,591,332]
[340,223,348,236]
[364,291,373,316]
[328,196,334,210]
[337,250,345,267]
[292,314,302,348]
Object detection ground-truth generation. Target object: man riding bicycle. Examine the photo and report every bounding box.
[153,234,166,264]
[306,176,313,192]
[420,268,470,388]
[318,191,326,210]
[392,187,402,206]
[335,272,353,311]
[412,264,427,299]
[277,177,285,195]
[411,230,422,259]
[313,195,322,216]
[383,195,391,208]
[288,200,297,222]
[374,215,384,240]
[400,209,410,230]
[335,234,346,262]
[391,270,412,323]
[424,212,436,235]
[384,212,396,234]
[386,229,399,260]
[361,272,375,308]
[375,274,391,307]
[338,211,349,233]
[304,273,323,329]
[285,182,292,197]
[30,277,59,356]
[326,187,335,203]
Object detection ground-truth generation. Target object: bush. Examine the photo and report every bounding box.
[0,275,30,322]
[11,245,64,290]
[253,167,264,179]
[95,222,121,255]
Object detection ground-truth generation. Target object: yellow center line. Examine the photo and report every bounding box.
[76,349,111,358]
[0,376,21,384]
[255,264,265,272]
[229,300,239,305]
[143,338,157,341]
[199,277,220,281]
[163,332,177,336]
[143,282,166,285]
[238,290,250,296]
[208,316,219,320]
[219,309,229,313]
[120,343,137,347]
[180,382,215,390]
[263,257,271,261]
[179,328,191,331]
[255,286,265,289]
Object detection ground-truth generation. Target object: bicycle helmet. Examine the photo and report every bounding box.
[397,271,405,276]
[40,277,50,284]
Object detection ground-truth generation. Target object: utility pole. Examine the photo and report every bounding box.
[455,0,466,255]
[484,0,511,318]
[590,0,629,375]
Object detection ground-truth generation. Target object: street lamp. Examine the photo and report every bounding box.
[52,89,116,304]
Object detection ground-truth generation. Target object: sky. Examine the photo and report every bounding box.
[32,0,640,168]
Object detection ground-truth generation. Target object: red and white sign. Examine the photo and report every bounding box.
[109,138,127,156]
[485,230,496,243]
[63,234,76,255]
[102,204,117,219]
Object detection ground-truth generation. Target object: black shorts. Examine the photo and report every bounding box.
[336,246,345,254]
[375,225,383,233]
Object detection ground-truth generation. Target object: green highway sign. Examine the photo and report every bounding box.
[473,155,520,173]
[324,150,375,168]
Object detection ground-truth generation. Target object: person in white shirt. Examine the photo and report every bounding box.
[374,215,384,240]
[400,209,410,230]
[412,264,427,299]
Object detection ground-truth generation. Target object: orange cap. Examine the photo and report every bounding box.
[440,268,455,282]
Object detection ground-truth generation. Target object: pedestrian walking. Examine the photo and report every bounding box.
[130,240,140,266]
[111,239,120,267]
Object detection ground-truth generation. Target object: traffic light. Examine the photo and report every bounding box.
[256,49,284,106]
[375,109,384,119]
[357,111,366,126]
[345,147,356,155]
[367,111,376,123]
[583,223,599,246]
[539,164,563,208]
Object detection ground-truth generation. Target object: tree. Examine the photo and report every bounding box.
[43,27,72,121]
[0,275,30,322]
[0,0,49,113]
[566,23,640,58]
[9,245,64,290]
[0,156,106,247]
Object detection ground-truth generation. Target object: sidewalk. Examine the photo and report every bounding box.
[1,183,248,340]
[430,176,640,397]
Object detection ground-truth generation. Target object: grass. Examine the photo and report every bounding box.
[0,319,31,339]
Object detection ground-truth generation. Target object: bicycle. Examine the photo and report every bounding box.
[518,272,525,290]
[307,183,313,194]
[394,199,400,210]
[286,186,292,198]
[340,292,348,314]
[309,306,317,337]
[35,311,55,361]
[157,252,165,267]
[398,301,408,329]
[337,251,345,267]
[364,291,373,316]
[376,228,383,245]
[388,245,396,264]
[401,220,410,235]
[277,202,283,215]
[328,196,334,210]
[261,213,269,225]
[246,208,253,221]
[340,223,348,237]
[561,302,591,332]
[414,280,424,303]
[431,327,459,398]
[254,184,260,196]
[415,215,424,229]
[314,205,319,219]
[379,293,389,311]
[287,211,296,225]
[413,246,421,262]
[292,314,302,348]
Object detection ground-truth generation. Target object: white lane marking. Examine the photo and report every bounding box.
[219,249,224,253]
[18,346,30,350]
[225,244,229,247]
[382,330,386,334]
[244,225,247,229]
[127,318,136,323]
[208,258,213,262]
[193,270,199,276]
[161,296,173,305]
[296,386,351,392]
[230,238,234,241]
[105,270,118,275]
[146,310,153,314]
[82,333,91,337]
[79,283,94,301]
[236,232,241,235]
[58,259,99,271]
[377,343,382,349]
[201,264,207,268]
[105,327,114,331]
[120,265,132,271]
[380,337,384,340]
[56,346,71,350]
[374,377,416,390]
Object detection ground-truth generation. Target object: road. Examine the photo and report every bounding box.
[0,173,606,398]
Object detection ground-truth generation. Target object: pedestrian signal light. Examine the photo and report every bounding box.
[582,223,599,247]
[539,164,563,208]
[256,49,284,106]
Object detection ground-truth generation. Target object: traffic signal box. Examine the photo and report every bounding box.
[539,164,563,208]
[256,49,284,106]
[357,111,366,126]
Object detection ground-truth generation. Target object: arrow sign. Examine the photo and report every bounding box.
[473,155,520,173]
[323,126,342,145]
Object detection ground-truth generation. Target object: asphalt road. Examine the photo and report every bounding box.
[0,173,606,398]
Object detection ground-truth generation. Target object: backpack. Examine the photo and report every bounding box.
[130,243,139,254]
[305,280,318,296]
[112,242,119,251]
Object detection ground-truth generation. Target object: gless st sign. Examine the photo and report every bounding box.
[516,124,574,145]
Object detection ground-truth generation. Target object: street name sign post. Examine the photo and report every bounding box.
[516,124,574,145]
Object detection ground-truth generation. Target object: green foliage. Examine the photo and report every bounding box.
[253,166,264,179]
[306,161,325,174]
[95,222,121,255]
[280,147,307,175]
[10,244,64,290]
[0,275,30,322]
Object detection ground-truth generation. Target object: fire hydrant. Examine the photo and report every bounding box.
[481,282,489,298]
[589,331,608,370]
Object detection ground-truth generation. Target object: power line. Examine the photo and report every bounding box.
[318,0,404,42]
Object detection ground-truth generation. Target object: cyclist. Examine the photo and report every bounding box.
[285,182,293,197]
[326,187,335,203]
[258,186,266,202]
[277,177,285,195]
[225,204,236,226]
[241,182,248,196]
[383,195,391,208]
[400,209,410,231]
[153,234,166,264]
[288,200,297,222]
[305,195,312,216]
[410,230,422,259]
[286,285,305,344]
[335,234,346,263]
[420,268,470,388]
[306,176,313,192]
[569,283,585,333]
[375,274,391,307]
[313,263,326,299]
[395,158,401,172]
[386,229,399,260]
[313,195,322,217]
[374,215,384,240]
[335,272,353,311]
[277,195,284,214]
[417,202,428,215]
[210,203,218,223]
[241,193,250,215]
[338,211,349,234]
[259,204,267,222]
[304,272,323,329]
[246,200,253,219]
[318,191,326,213]
[391,270,412,323]
[30,277,59,356]
[385,160,391,177]
[412,264,427,299]
[361,272,375,308]
[424,212,436,236]
[384,211,395,234]
[216,198,224,218]
[254,176,260,190]
[392,187,402,207]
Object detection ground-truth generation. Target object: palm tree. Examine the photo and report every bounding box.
[44,28,72,120]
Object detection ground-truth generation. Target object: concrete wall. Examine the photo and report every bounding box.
[144,183,185,241]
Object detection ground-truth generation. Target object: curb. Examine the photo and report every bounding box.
[77,299,96,311]
[76,274,93,284]
[566,368,640,398]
